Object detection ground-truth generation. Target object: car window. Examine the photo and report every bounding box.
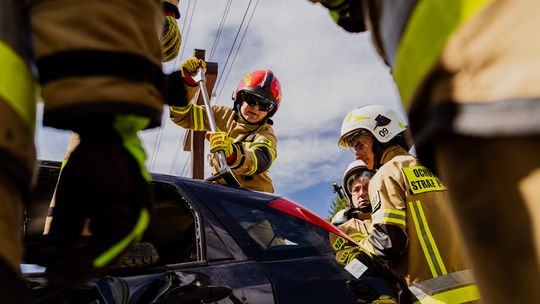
[141,182,201,266]
[219,198,336,255]
[22,169,203,274]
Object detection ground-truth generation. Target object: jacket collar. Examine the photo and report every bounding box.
[380,145,408,165]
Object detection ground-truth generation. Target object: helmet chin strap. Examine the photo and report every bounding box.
[357,204,372,213]
[349,205,372,220]
[372,140,385,170]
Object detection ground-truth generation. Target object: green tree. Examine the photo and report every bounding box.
[327,195,349,222]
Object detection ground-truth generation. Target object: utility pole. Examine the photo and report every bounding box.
[182,49,218,179]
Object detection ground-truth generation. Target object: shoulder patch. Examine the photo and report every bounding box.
[402,166,446,194]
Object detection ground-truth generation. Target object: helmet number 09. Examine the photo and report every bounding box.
[378,128,389,137]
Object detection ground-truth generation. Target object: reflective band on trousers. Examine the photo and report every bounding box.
[93,208,150,268]
[408,270,480,303]
[388,0,492,107]
[0,41,37,130]
[113,115,151,181]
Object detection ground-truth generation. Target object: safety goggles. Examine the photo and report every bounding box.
[347,171,375,191]
[345,130,372,151]
[241,93,275,112]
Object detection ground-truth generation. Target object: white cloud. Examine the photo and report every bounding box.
[35,0,408,209]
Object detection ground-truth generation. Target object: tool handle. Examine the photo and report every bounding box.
[194,67,228,170]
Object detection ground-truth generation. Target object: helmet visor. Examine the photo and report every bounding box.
[346,170,375,192]
[345,130,372,152]
[241,93,275,112]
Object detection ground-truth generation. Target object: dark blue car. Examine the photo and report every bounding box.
[22,161,397,303]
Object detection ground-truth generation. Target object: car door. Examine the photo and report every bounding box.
[145,176,277,304]
[182,183,360,303]
[23,165,275,304]
[188,184,398,304]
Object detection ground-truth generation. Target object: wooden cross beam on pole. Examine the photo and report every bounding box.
[182,49,218,179]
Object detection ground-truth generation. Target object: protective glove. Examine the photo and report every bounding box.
[161,15,181,62]
[161,1,181,62]
[43,115,153,290]
[181,57,207,86]
[209,131,236,161]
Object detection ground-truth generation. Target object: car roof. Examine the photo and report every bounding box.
[38,159,281,202]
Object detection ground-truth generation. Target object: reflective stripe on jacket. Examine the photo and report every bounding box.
[352,146,478,302]
[170,104,277,193]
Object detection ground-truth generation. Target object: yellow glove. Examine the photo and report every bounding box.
[209,131,235,159]
[181,57,206,75]
[181,57,207,86]
[161,15,181,62]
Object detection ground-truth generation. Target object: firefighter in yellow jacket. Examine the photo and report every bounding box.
[169,58,281,193]
[309,1,540,303]
[43,0,183,237]
[0,0,184,299]
[338,105,478,303]
[332,160,374,241]
[331,160,374,266]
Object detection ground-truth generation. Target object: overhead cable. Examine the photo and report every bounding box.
[213,0,253,96]
[209,0,233,61]
[215,0,260,103]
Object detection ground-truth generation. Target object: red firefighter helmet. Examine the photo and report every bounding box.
[232,70,282,117]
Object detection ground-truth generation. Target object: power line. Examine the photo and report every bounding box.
[150,108,166,171]
[178,0,199,65]
[168,130,188,174]
[213,0,253,96]
[180,0,191,38]
[166,0,260,176]
[209,0,233,61]
[168,90,200,174]
[156,1,199,172]
[180,153,191,177]
[169,0,192,72]
[216,0,260,103]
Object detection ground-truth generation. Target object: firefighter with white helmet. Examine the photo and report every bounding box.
[169,57,281,193]
[338,105,479,303]
[331,160,374,252]
[309,0,540,301]
[331,160,374,229]
[338,104,411,169]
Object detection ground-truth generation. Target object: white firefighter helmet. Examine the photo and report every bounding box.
[342,159,373,201]
[338,105,408,149]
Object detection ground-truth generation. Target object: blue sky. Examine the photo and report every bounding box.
[36,0,407,218]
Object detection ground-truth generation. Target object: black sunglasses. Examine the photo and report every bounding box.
[241,94,275,112]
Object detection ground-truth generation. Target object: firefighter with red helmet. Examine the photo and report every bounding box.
[169,57,280,193]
